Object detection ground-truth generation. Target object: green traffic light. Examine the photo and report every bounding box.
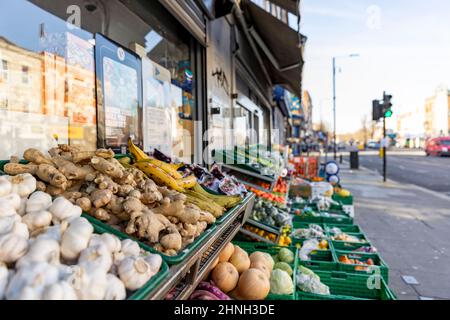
[384,109,393,118]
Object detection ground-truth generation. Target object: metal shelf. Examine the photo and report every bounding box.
[221,164,277,183]
[245,218,281,235]
[239,228,278,245]
[146,193,255,300]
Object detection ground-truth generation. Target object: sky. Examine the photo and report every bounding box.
[300,0,450,134]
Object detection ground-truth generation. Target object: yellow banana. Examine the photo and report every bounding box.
[192,183,242,209]
[128,138,149,161]
[134,162,185,192]
[137,158,183,180]
[177,175,197,189]
[184,194,225,218]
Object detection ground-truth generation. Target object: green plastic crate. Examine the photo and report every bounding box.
[332,194,353,205]
[83,214,216,265]
[296,240,338,272]
[233,241,296,300]
[296,270,395,300]
[333,250,389,284]
[331,240,375,252]
[293,214,353,226]
[325,224,362,234]
[329,232,369,245]
[93,222,169,300]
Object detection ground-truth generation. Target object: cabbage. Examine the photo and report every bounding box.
[274,262,293,276]
[278,248,294,264]
[270,269,294,295]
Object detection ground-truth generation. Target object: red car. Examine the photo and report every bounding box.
[425,137,450,156]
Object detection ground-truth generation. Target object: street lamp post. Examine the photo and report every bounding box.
[332,54,360,160]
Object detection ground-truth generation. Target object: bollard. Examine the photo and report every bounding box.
[339,154,343,164]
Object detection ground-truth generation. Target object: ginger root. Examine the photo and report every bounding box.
[76,197,92,212]
[91,156,124,179]
[90,208,111,221]
[36,164,68,189]
[95,149,115,159]
[90,189,113,208]
[36,181,47,192]
[4,163,38,175]
[23,148,53,165]
[160,226,182,251]
[52,156,91,180]
[152,199,200,224]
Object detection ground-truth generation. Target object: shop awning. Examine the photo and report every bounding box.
[240,0,306,98]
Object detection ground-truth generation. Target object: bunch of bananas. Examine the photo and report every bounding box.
[127,140,243,215]
[128,139,196,192]
[183,183,242,218]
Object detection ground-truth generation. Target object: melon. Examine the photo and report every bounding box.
[211,262,239,293]
[229,246,250,274]
[219,243,235,263]
[232,268,270,300]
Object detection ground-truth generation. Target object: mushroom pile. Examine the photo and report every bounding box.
[3,146,216,255]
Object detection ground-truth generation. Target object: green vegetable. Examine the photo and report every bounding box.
[274,262,293,276]
[270,269,294,295]
[271,254,279,263]
[298,266,319,280]
[278,248,294,264]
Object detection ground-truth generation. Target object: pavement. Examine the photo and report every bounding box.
[339,163,450,300]
[358,151,450,196]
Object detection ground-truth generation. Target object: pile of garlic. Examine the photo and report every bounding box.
[0,173,163,300]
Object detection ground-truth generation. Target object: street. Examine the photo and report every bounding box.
[355,151,450,196]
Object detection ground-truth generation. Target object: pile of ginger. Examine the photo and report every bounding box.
[4,145,216,256]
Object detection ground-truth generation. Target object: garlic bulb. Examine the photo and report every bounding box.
[78,244,112,273]
[6,174,36,198]
[0,202,17,218]
[89,233,121,254]
[16,238,60,268]
[104,274,126,300]
[60,217,93,261]
[67,265,107,300]
[26,191,52,213]
[0,193,21,211]
[118,256,152,291]
[121,239,140,257]
[0,177,12,197]
[17,197,27,216]
[22,211,52,232]
[34,221,68,242]
[0,233,28,264]
[49,197,81,224]
[42,281,78,300]
[0,214,21,235]
[5,262,59,300]
[10,222,30,239]
[58,264,77,281]
[143,253,163,275]
[0,263,8,299]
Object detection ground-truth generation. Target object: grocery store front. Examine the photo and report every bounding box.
[0,0,205,163]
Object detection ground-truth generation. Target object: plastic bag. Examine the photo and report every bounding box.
[299,239,320,261]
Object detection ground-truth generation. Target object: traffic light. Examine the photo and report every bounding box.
[383,94,393,118]
[372,100,382,121]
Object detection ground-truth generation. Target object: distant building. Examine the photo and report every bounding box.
[424,85,450,138]
[396,106,425,148]
[302,90,313,133]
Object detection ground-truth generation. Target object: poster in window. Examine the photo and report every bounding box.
[142,58,173,156]
[95,34,142,153]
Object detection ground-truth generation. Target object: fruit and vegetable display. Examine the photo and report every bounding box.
[298,239,329,261]
[0,179,163,300]
[242,225,278,242]
[338,255,374,271]
[2,143,243,257]
[329,228,366,243]
[273,177,288,194]
[296,266,330,295]
[201,243,295,300]
[291,224,326,239]
[251,199,291,228]
[188,163,247,197]
[214,146,286,177]
[248,187,286,206]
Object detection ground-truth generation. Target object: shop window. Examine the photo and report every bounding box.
[1,60,7,81]
[22,66,29,84]
[0,0,97,158]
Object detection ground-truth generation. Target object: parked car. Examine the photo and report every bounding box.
[367,141,380,149]
[425,137,450,156]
